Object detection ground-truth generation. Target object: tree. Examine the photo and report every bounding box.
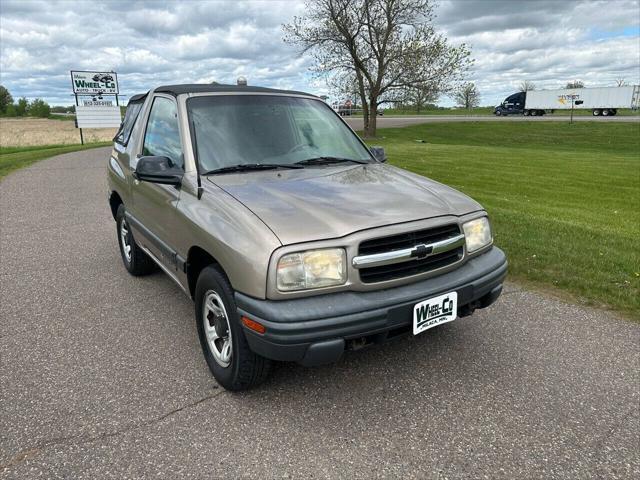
[565,80,584,89]
[518,80,536,92]
[455,82,479,110]
[283,0,471,137]
[329,73,361,108]
[404,84,438,113]
[51,105,75,114]
[615,78,626,87]
[28,98,51,118]
[15,97,28,116]
[0,85,13,114]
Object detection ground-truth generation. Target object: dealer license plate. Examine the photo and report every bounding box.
[413,291,458,335]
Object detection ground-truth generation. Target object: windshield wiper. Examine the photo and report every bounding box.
[203,163,303,175]
[295,156,369,166]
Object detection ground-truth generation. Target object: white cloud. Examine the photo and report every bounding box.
[0,0,637,106]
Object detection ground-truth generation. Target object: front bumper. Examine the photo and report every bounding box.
[236,247,507,366]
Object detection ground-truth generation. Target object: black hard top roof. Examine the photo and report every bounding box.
[153,84,317,97]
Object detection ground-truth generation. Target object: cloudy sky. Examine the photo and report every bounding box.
[0,0,638,106]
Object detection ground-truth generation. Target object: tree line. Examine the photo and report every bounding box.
[0,85,53,118]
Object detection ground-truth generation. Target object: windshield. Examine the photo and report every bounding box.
[187,95,373,172]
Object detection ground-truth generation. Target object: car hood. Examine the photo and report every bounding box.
[207,164,482,245]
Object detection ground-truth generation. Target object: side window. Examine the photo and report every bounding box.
[114,100,143,145]
[142,97,183,169]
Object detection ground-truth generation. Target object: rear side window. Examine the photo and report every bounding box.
[114,100,144,146]
[142,97,184,169]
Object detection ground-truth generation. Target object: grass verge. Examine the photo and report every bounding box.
[0,142,111,178]
[365,121,640,319]
[380,107,639,116]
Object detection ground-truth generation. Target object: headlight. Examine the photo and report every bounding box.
[277,248,346,291]
[463,217,492,253]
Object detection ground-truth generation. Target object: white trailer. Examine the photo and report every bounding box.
[494,85,640,116]
[525,86,640,116]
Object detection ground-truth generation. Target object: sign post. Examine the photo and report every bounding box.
[70,70,121,144]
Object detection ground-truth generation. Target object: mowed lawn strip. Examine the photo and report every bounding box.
[0,142,111,178]
[365,121,640,318]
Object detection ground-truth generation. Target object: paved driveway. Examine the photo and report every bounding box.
[1,148,638,479]
[344,114,640,129]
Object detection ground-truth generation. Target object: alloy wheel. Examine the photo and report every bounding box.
[120,219,132,262]
[203,290,233,368]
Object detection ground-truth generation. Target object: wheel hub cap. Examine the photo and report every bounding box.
[120,219,132,262]
[203,291,232,368]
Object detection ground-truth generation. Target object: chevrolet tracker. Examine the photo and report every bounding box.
[107,82,507,390]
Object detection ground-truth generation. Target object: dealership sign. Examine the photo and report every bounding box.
[71,70,119,94]
[75,105,122,128]
[81,99,115,107]
[71,70,122,138]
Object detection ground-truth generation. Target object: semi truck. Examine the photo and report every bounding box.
[494,85,640,117]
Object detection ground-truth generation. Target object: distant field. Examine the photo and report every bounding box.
[365,121,640,318]
[0,117,117,147]
[380,107,639,116]
[382,107,495,116]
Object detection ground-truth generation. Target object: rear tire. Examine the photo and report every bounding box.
[602,109,610,116]
[116,205,155,276]
[593,109,601,116]
[195,265,272,391]
[530,110,538,116]
[523,110,530,116]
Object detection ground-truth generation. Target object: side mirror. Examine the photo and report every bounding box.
[370,146,387,163]
[134,156,183,186]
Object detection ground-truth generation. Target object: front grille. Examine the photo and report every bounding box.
[358,224,463,283]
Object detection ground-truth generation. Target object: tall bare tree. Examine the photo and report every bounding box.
[283,0,471,137]
[455,82,479,110]
[518,80,536,92]
[565,80,584,89]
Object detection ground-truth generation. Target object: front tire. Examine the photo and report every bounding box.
[593,109,601,116]
[195,266,272,391]
[116,205,155,276]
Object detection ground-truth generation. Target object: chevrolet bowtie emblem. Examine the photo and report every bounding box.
[410,244,433,259]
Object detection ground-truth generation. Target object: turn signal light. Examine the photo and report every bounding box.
[241,316,266,334]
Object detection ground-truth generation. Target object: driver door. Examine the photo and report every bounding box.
[130,95,184,271]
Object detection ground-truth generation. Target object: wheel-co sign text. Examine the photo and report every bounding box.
[71,70,119,95]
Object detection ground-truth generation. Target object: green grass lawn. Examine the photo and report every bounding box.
[365,121,640,318]
[0,143,111,178]
[382,107,495,116]
[380,107,639,116]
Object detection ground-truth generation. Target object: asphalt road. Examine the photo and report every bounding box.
[345,114,640,129]
[1,148,638,479]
